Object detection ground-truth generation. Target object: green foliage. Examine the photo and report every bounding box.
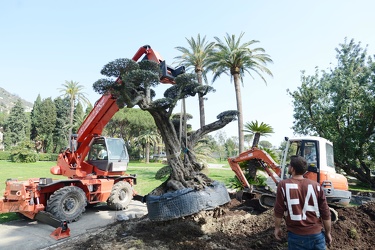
[128,147,142,161]
[53,97,70,153]
[225,136,239,157]
[0,213,19,223]
[163,73,200,100]
[38,153,59,161]
[134,129,159,162]
[207,32,273,152]
[59,80,91,140]
[100,58,139,78]
[186,135,219,166]
[288,38,375,187]
[0,151,10,160]
[0,112,7,127]
[105,108,158,160]
[259,140,272,149]
[31,97,57,153]
[174,34,216,84]
[155,165,172,180]
[243,120,274,148]
[3,99,30,149]
[30,94,42,141]
[10,140,38,163]
[214,131,230,161]
[349,228,358,240]
[217,110,238,122]
[106,108,156,138]
[229,173,268,191]
[207,32,273,84]
[261,147,280,163]
[73,102,85,134]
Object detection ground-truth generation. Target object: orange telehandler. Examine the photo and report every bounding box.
[0,45,185,239]
[228,136,352,221]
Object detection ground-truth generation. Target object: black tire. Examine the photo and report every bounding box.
[46,186,87,223]
[17,212,32,220]
[107,181,132,210]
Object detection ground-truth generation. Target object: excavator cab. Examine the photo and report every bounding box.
[87,137,129,172]
[281,137,351,206]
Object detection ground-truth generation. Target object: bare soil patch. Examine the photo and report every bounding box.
[50,199,375,250]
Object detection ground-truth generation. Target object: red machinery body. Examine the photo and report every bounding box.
[0,45,184,239]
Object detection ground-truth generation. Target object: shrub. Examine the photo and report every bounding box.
[10,151,38,163]
[38,153,59,161]
[10,140,38,163]
[50,153,59,161]
[349,228,358,239]
[0,151,11,160]
[155,165,171,180]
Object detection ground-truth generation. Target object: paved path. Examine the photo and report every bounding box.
[0,200,147,250]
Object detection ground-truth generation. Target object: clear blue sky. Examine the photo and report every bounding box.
[1,1,374,146]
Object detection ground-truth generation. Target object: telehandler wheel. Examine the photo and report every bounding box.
[107,181,132,210]
[46,186,87,223]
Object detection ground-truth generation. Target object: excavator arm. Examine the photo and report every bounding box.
[228,147,282,190]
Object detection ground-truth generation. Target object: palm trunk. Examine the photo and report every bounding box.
[145,141,150,163]
[233,74,244,153]
[197,70,205,128]
[252,133,260,148]
[68,97,75,148]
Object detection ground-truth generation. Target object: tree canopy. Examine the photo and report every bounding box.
[32,97,56,152]
[175,34,216,127]
[207,32,273,153]
[3,99,30,148]
[288,38,375,187]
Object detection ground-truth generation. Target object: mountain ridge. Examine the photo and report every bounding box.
[0,87,33,113]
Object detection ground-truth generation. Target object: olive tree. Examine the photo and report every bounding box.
[93,59,237,194]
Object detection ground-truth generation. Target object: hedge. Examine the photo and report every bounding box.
[0,151,58,162]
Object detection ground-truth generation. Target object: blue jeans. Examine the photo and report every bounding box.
[287,231,326,250]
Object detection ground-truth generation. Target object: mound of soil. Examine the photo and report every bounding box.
[51,199,375,250]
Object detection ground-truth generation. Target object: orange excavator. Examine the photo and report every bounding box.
[0,45,185,239]
[228,136,352,220]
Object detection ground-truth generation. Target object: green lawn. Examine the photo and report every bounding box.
[0,160,235,223]
[0,161,66,193]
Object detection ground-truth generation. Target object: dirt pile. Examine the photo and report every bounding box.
[51,199,375,250]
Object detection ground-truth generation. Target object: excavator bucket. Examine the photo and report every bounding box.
[235,190,268,212]
[259,194,276,208]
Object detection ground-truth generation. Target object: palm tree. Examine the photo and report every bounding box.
[175,34,215,128]
[135,130,159,163]
[243,120,274,148]
[59,80,90,143]
[207,32,273,153]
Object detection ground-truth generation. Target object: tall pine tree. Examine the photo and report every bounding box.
[3,99,30,149]
[53,97,70,153]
